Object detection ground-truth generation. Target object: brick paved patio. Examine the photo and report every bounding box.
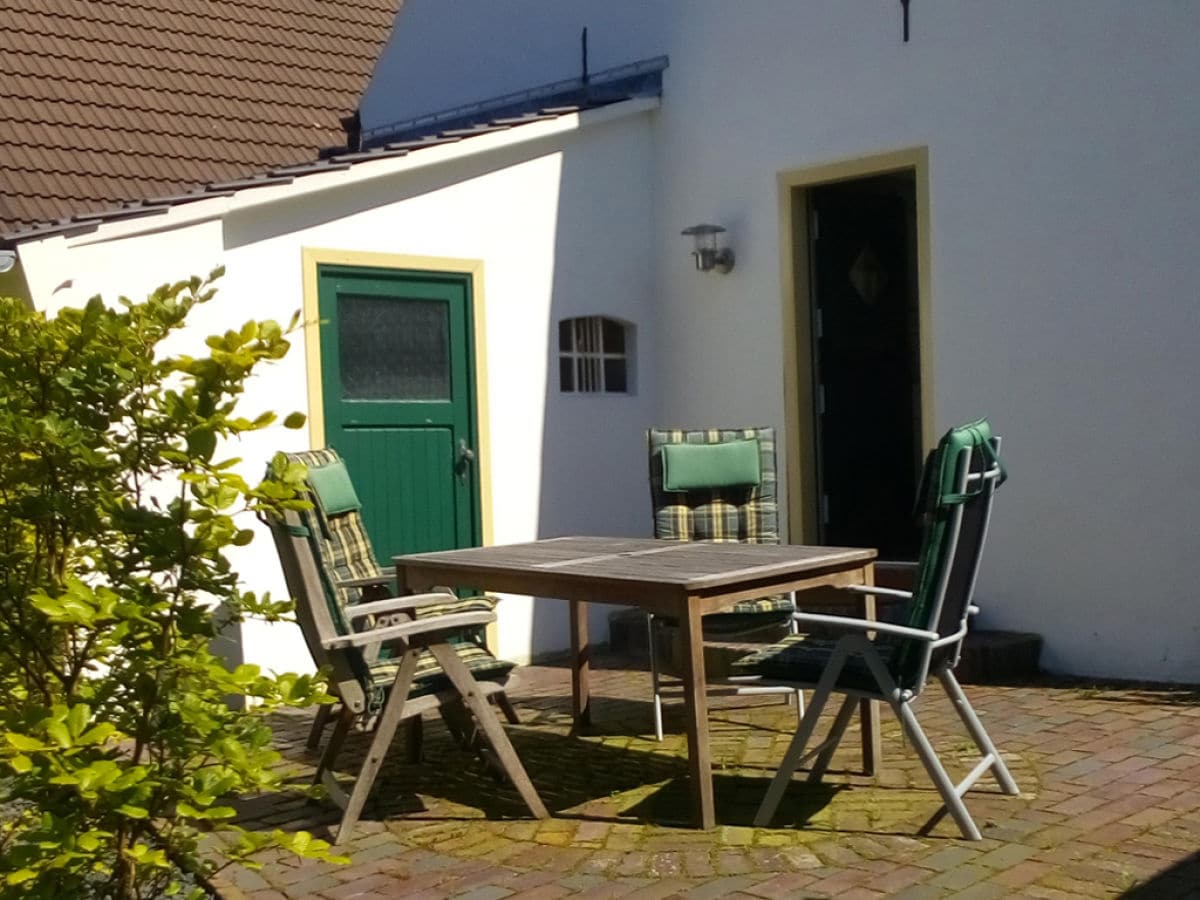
[216,654,1200,899]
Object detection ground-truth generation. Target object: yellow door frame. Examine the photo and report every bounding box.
[300,247,497,647]
[777,147,933,543]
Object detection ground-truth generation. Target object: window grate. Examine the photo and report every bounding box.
[558,316,631,394]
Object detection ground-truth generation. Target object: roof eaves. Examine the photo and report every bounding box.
[1,93,661,245]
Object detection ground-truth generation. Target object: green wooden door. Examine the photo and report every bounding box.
[317,264,481,561]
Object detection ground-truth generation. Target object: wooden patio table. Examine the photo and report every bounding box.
[395,535,879,830]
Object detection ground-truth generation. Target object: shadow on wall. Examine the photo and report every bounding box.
[528,118,658,658]
[221,132,591,252]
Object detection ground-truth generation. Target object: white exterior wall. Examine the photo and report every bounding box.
[17,108,659,671]
[363,1,1200,682]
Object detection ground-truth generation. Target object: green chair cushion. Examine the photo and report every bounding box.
[366,641,516,701]
[307,458,362,515]
[730,633,897,694]
[662,439,761,491]
[414,594,498,619]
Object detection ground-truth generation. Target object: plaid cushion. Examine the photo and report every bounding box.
[280,448,512,709]
[288,448,380,634]
[365,641,516,705]
[648,427,792,617]
[730,633,896,694]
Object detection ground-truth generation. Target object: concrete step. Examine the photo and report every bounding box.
[607,606,1042,685]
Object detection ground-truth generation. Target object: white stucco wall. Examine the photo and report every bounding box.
[17,106,659,671]
[361,1,1200,682]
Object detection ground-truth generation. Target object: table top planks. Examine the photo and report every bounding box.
[395,536,876,593]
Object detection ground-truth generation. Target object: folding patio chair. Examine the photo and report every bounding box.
[730,418,1019,840]
[645,426,802,740]
[263,449,547,840]
[280,448,520,752]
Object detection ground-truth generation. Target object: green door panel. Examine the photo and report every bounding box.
[317,264,480,562]
[334,426,459,555]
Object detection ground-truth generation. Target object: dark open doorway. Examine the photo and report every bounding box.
[807,171,923,558]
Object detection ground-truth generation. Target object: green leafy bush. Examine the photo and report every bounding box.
[0,271,340,898]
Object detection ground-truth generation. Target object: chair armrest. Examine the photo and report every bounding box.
[839,584,914,601]
[791,611,938,641]
[344,592,461,621]
[323,610,496,650]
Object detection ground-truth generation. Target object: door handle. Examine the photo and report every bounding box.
[455,439,476,477]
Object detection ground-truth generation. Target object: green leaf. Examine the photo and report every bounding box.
[6,733,45,752]
[77,831,105,852]
[282,411,306,429]
[67,703,90,739]
[9,754,32,773]
[5,869,37,885]
[76,722,118,746]
[45,720,71,749]
[187,427,217,461]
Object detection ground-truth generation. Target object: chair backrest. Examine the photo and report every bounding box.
[264,447,495,714]
[263,504,372,714]
[262,448,394,714]
[893,418,1006,689]
[647,426,779,545]
[282,448,384,636]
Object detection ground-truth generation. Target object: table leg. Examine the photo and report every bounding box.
[679,598,715,829]
[569,599,591,729]
[858,562,882,775]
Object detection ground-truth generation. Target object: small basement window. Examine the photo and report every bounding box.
[558,316,633,393]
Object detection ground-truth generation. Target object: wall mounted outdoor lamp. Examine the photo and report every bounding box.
[681,224,735,274]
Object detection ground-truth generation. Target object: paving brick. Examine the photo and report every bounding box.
[861,864,929,893]
[887,885,948,900]
[947,884,1010,900]
[916,847,980,871]
[742,871,819,898]
[452,887,515,900]
[927,863,990,891]
[323,873,411,899]
[207,657,1200,900]
[680,876,760,899]
[505,885,571,900]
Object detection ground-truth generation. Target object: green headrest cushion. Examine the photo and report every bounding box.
[662,439,761,491]
[307,458,362,515]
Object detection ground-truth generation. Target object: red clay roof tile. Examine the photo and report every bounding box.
[0,0,400,233]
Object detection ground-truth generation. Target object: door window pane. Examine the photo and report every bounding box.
[339,294,450,400]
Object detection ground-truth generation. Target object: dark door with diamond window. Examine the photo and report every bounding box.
[317,265,481,561]
[810,173,922,557]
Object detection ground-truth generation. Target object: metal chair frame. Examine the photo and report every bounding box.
[734,428,1019,840]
